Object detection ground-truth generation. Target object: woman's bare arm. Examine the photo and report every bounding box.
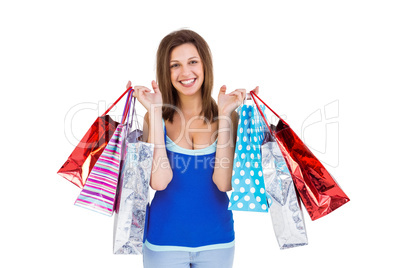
[143,110,173,191]
[212,111,238,192]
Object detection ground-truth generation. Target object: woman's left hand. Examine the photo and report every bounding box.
[217,85,259,116]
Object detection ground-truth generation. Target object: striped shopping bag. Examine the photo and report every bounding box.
[74,125,126,216]
[74,88,133,216]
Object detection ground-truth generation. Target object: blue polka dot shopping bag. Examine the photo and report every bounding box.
[229,104,273,213]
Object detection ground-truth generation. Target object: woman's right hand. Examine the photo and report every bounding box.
[126,80,163,112]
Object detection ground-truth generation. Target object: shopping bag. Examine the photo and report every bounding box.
[74,89,133,216]
[113,124,154,254]
[57,87,132,188]
[251,91,350,220]
[261,131,308,249]
[228,104,273,213]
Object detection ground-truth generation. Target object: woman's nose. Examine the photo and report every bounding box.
[180,65,192,76]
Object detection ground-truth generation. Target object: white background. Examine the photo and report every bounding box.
[1,1,401,267]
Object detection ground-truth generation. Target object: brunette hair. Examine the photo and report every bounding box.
[156,29,218,123]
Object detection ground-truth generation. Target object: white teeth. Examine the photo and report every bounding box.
[181,78,195,85]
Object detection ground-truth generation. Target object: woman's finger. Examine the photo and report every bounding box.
[132,87,145,98]
[126,80,132,89]
[251,86,259,95]
[134,86,151,91]
[219,85,227,96]
[136,87,149,95]
[239,88,246,100]
[228,91,241,98]
[229,91,244,104]
[230,89,247,100]
[151,80,161,93]
[231,88,246,100]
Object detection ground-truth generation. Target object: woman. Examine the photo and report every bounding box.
[128,29,259,268]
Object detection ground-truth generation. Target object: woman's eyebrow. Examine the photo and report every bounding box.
[170,56,200,63]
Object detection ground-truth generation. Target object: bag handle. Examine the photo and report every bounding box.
[125,97,140,134]
[121,88,134,124]
[101,87,133,117]
[250,91,289,132]
[130,97,141,131]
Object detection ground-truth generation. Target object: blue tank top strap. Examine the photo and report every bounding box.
[162,119,167,144]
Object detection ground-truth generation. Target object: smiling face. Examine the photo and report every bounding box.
[170,43,204,97]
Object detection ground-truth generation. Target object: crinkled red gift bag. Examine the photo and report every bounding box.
[251,92,350,220]
[57,88,132,188]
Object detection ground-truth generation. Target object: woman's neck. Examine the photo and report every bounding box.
[177,91,203,117]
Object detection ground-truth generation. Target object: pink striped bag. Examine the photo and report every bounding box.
[74,89,133,216]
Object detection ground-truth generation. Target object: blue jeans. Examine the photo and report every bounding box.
[143,244,235,268]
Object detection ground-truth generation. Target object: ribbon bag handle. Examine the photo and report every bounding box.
[130,97,141,131]
[123,95,138,129]
[101,87,133,117]
[250,91,289,132]
[121,88,134,124]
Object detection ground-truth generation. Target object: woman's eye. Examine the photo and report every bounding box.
[170,64,179,68]
[190,60,198,64]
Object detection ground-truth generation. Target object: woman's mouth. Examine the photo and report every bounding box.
[180,78,196,87]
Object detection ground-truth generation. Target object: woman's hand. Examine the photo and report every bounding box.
[127,80,163,112]
[217,85,259,116]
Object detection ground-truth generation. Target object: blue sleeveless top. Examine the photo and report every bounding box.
[144,120,235,251]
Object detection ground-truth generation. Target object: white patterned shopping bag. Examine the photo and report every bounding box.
[229,104,273,213]
[261,133,308,249]
[113,137,154,254]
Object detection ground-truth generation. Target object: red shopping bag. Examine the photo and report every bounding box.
[251,91,350,220]
[57,87,132,188]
